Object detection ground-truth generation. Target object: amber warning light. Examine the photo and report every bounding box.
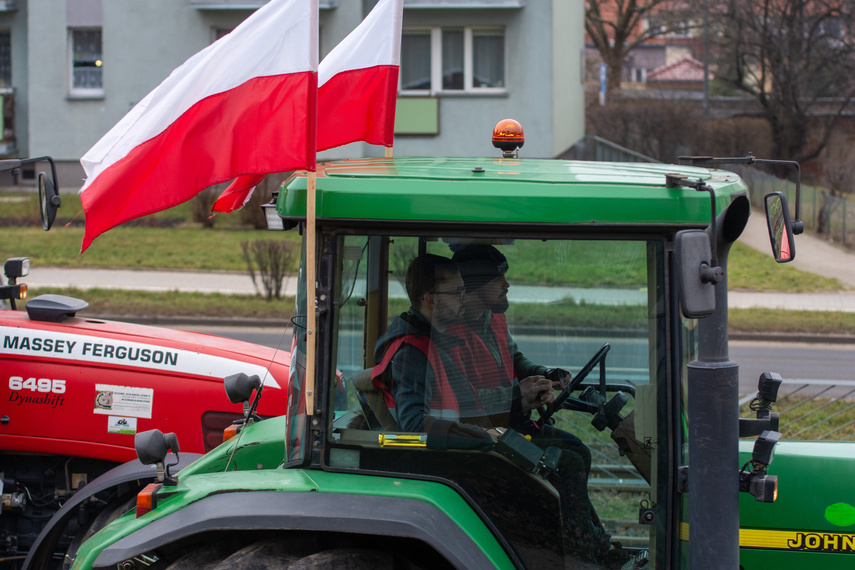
[492,119,525,158]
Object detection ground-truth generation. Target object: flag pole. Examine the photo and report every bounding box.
[305,169,317,415]
[385,145,393,159]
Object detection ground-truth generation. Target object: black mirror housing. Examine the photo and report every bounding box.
[675,230,716,318]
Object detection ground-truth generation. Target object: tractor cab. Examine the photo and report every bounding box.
[267,154,781,568]
[68,144,805,570]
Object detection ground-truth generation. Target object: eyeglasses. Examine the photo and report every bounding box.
[432,287,465,299]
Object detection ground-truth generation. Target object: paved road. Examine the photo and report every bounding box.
[184,324,855,398]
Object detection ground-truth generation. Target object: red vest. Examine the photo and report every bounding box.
[448,312,516,390]
[371,334,479,426]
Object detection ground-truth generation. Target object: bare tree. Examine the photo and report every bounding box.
[710,0,855,162]
[241,240,297,300]
[586,0,694,94]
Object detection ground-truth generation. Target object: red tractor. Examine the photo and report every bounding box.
[1,162,291,570]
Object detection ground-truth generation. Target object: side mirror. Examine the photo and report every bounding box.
[38,171,62,231]
[675,230,720,318]
[764,192,795,263]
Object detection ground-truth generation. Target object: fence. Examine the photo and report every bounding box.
[739,380,855,442]
[731,166,855,249]
[566,136,855,250]
[561,135,660,164]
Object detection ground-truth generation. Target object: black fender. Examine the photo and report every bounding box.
[23,453,202,570]
[91,491,498,569]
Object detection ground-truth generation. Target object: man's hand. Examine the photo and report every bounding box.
[519,375,555,412]
[545,367,572,391]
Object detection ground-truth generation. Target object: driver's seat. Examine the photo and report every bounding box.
[352,368,399,431]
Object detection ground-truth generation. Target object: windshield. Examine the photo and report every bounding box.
[320,232,669,568]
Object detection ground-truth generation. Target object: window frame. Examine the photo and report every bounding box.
[0,30,11,89]
[400,26,506,96]
[68,27,104,99]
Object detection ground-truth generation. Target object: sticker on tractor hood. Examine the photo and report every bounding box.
[107,416,138,433]
[1,326,281,388]
[95,384,153,418]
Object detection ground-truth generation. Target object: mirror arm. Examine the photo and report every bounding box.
[679,153,802,234]
[666,174,720,266]
[20,156,61,193]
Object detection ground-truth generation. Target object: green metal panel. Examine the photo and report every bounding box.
[71,416,512,568]
[72,468,512,569]
[738,440,855,567]
[279,157,748,227]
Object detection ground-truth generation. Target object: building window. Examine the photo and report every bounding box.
[401,27,505,94]
[70,28,103,95]
[0,31,10,88]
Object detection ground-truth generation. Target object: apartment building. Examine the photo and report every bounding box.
[0,0,584,187]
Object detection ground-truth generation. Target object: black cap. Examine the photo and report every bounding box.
[451,245,508,291]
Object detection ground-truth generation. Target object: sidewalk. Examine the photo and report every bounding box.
[726,207,855,311]
[26,266,286,296]
[739,206,855,289]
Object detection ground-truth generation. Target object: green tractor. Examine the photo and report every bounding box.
[56,133,853,569]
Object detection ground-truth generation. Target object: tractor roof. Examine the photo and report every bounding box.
[278,157,748,228]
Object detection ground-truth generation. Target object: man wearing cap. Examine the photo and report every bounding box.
[450,244,616,558]
[371,253,553,433]
[373,252,618,565]
[450,244,590,467]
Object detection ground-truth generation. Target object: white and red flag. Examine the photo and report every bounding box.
[79,0,319,252]
[211,0,403,214]
[317,0,402,152]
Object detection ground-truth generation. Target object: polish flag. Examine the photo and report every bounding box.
[78,0,318,252]
[317,0,402,152]
[211,0,403,214]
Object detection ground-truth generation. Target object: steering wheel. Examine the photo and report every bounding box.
[537,343,611,426]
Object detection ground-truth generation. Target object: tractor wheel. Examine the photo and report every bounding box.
[208,539,396,570]
[163,540,248,570]
[63,494,138,569]
[278,548,395,569]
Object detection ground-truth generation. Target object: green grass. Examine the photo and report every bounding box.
[1,225,301,271]
[730,307,855,335]
[728,241,844,292]
[740,396,855,441]
[0,189,224,226]
[0,188,300,272]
